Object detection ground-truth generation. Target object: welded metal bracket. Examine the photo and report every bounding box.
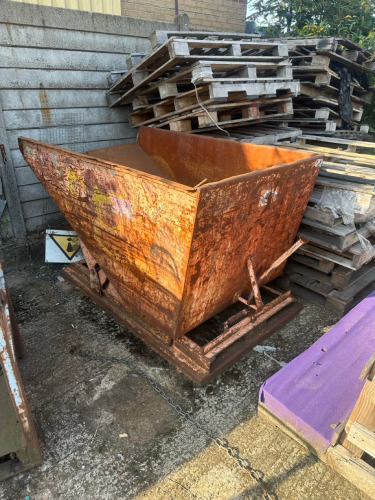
[239,237,306,314]
[196,237,306,363]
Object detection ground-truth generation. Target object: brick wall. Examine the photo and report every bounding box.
[121,0,247,32]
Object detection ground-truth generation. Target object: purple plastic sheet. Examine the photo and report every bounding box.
[259,291,375,454]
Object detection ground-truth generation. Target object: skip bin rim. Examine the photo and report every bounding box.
[19,135,322,194]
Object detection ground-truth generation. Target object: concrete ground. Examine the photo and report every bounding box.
[0,260,371,500]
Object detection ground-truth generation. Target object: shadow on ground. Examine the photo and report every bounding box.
[0,263,368,500]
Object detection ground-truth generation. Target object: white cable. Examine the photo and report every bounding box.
[253,345,287,368]
[192,81,231,138]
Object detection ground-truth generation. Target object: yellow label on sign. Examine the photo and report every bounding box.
[50,235,81,260]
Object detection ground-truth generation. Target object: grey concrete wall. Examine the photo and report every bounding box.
[0,0,178,236]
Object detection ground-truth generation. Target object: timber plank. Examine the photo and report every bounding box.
[285,261,333,285]
[331,262,375,291]
[298,134,375,151]
[326,444,375,497]
[298,225,358,252]
[341,376,375,457]
[292,252,335,273]
[297,244,357,270]
[326,267,375,312]
[304,206,343,227]
[288,272,335,297]
[347,422,375,457]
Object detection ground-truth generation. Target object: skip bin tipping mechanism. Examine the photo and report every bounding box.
[19,128,322,383]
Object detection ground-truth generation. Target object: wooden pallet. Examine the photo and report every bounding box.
[293,103,363,125]
[269,117,337,133]
[276,269,375,316]
[287,259,375,292]
[333,128,372,141]
[260,36,374,133]
[303,204,343,227]
[190,60,294,83]
[130,93,294,128]
[276,254,375,315]
[276,128,375,314]
[150,99,293,133]
[291,81,368,126]
[150,30,261,48]
[298,83,370,107]
[295,241,375,271]
[280,141,375,168]
[124,74,299,111]
[293,106,340,121]
[280,36,375,72]
[290,251,335,273]
[298,134,375,153]
[292,65,371,100]
[108,37,290,106]
[299,219,371,252]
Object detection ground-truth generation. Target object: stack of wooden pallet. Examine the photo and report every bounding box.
[266,37,375,135]
[107,31,299,133]
[273,135,375,315]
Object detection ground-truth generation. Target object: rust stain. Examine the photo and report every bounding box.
[39,83,51,126]
[5,23,13,41]
[18,128,321,341]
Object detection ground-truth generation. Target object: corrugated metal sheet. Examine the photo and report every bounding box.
[9,0,121,16]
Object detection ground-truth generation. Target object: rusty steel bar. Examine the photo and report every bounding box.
[203,290,292,355]
[208,296,296,358]
[247,238,306,305]
[246,255,264,309]
[258,238,306,286]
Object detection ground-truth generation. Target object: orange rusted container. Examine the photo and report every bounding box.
[19,128,321,341]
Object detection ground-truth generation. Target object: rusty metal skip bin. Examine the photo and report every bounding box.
[19,128,322,383]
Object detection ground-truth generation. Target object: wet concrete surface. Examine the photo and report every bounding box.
[0,262,371,500]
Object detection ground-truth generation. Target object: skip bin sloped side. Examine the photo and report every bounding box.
[177,159,321,337]
[19,139,198,338]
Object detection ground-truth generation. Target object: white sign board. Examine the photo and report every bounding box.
[45,229,84,263]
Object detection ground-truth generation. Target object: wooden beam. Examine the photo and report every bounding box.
[341,364,375,457]
[347,422,375,458]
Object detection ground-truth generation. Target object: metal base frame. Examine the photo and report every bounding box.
[62,256,302,384]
